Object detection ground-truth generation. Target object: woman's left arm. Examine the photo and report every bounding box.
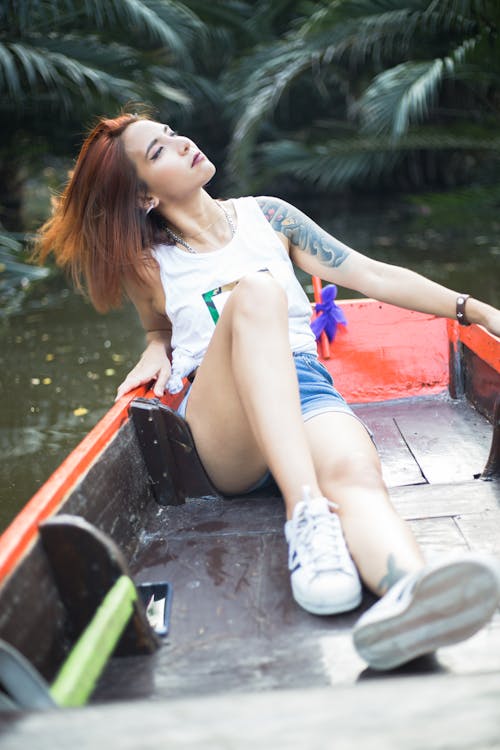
[257,196,500,337]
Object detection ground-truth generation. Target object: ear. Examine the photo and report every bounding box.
[143,196,159,215]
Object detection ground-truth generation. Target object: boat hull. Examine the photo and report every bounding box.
[0,299,498,692]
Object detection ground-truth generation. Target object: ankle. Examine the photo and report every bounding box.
[285,484,327,520]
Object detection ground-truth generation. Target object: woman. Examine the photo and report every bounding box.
[35,112,500,672]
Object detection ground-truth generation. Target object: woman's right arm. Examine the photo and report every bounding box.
[115,266,173,400]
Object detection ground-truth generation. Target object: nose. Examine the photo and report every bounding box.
[175,136,191,155]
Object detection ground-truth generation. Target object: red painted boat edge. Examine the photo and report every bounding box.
[458,323,500,372]
[0,385,151,582]
[320,300,450,403]
[1,299,498,584]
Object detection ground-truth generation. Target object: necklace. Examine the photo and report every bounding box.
[167,201,236,254]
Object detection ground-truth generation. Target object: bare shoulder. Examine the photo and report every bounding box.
[255,196,295,226]
[255,195,318,241]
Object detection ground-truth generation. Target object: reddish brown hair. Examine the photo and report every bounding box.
[34,112,165,312]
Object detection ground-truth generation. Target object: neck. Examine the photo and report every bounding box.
[159,190,222,243]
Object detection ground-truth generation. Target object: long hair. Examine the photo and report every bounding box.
[33,112,165,312]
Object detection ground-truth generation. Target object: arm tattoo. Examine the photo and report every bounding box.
[377,555,408,594]
[256,196,350,269]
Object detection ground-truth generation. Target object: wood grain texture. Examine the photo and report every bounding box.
[2,672,500,750]
[1,393,499,715]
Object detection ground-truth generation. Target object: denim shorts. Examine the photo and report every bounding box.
[176,351,370,493]
[178,351,358,421]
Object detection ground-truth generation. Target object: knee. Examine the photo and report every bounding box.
[320,451,386,497]
[231,272,288,323]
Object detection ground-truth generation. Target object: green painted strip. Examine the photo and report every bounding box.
[49,575,137,707]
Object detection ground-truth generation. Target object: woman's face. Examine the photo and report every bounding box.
[121,119,216,205]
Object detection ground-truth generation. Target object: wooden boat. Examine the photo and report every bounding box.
[0,291,499,745]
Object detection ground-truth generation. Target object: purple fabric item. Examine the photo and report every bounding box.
[310,284,347,342]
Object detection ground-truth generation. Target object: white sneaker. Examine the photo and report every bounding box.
[353,554,500,671]
[284,486,362,615]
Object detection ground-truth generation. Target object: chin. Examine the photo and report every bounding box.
[203,162,216,181]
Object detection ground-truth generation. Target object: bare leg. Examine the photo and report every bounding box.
[304,411,425,594]
[184,272,425,597]
[185,273,321,503]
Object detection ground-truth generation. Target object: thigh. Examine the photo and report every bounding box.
[183,295,268,494]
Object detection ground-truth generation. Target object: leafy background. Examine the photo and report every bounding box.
[2,1,499,256]
[0,0,499,529]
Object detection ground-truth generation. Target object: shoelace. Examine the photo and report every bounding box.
[295,498,352,574]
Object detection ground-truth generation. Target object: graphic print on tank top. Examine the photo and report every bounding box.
[202,268,269,323]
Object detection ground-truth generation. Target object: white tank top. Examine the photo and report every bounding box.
[153,196,317,393]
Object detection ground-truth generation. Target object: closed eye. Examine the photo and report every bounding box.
[151,146,163,161]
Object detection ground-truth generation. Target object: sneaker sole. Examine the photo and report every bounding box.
[353,557,500,670]
[293,586,362,616]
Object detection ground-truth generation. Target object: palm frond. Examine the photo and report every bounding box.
[360,59,445,137]
[227,45,312,186]
[359,37,478,137]
[34,35,141,70]
[258,129,500,190]
[425,0,494,19]
[94,0,197,56]
[0,43,21,97]
[150,66,219,106]
[224,1,448,184]
[5,43,139,109]
[4,0,201,59]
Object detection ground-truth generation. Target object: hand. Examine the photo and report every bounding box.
[115,340,171,400]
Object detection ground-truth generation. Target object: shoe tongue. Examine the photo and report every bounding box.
[308,497,330,515]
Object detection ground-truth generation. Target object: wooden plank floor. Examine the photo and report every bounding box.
[88,393,500,704]
[1,393,499,747]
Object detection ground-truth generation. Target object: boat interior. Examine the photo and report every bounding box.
[0,301,499,745]
[91,391,500,703]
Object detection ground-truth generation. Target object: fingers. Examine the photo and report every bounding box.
[115,364,171,401]
[115,374,153,401]
[115,346,172,402]
[152,366,171,397]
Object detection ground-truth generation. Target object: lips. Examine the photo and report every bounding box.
[191,151,204,167]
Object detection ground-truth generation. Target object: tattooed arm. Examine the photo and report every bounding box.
[256,196,500,335]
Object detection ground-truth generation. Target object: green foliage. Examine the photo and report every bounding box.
[2,0,500,240]
[225,0,500,194]
[0,1,204,115]
[0,1,228,230]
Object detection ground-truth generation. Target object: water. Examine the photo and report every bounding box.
[0,282,144,531]
[0,211,498,532]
